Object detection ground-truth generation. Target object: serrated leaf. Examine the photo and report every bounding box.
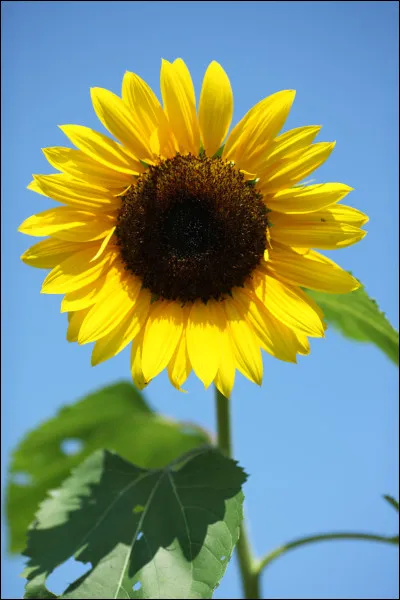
[383,495,399,512]
[306,283,399,365]
[7,382,210,554]
[23,448,247,599]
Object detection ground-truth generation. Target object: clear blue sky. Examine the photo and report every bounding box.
[1,1,398,598]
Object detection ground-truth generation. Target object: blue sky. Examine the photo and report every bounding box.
[1,1,398,598]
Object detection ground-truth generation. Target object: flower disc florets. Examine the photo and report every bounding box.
[116,154,269,303]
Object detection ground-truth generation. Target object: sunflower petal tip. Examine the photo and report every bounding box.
[91,354,100,367]
[286,89,296,102]
[90,87,100,98]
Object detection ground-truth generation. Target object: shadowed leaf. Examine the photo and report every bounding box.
[23,448,247,599]
[7,382,210,554]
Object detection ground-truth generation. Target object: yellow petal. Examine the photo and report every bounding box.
[59,124,141,175]
[264,182,353,214]
[186,300,224,389]
[61,272,110,313]
[90,87,153,161]
[160,58,200,155]
[41,246,115,294]
[43,147,132,189]
[27,178,51,197]
[214,325,236,399]
[232,287,299,363]
[253,270,325,337]
[295,332,311,356]
[269,210,367,249]
[19,207,115,241]
[30,174,120,211]
[167,330,192,392]
[91,289,151,365]
[89,226,116,262]
[264,126,321,165]
[66,308,91,342]
[130,329,149,390]
[224,299,263,385]
[122,71,177,157]
[21,238,81,269]
[272,205,368,227]
[260,142,336,194]
[78,266,142,344]
[267,246,360,293]
[325,205,368,226]
[223,90,296,171]
[199,61,233,157]
[141,300,184,380]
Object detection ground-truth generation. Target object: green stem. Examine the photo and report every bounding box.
[215,388,261,599]
[236,522,262,599]
[255,531,398,575]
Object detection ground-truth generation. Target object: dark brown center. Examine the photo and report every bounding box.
[115,154,269,303]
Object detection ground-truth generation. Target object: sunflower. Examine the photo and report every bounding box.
[19,59,368,396]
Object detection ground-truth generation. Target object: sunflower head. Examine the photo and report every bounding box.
[19,59,368,396]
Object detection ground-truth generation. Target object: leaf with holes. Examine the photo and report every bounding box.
[23,448,247,599]
[306,282,399,365]
[6,381,210,554]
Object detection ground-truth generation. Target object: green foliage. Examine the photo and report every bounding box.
[306,284,399,365]
[23,574,56,599]
[382,495,399,544]
[383,495,399,512]
[6,382,210,554]
[212,145,225,159]
[23,448,247,599]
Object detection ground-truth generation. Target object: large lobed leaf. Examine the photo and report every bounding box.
[306,284,399,365]
[7,382,210,554]
[23,448,247,599]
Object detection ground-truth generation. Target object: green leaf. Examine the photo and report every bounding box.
[383,495,399,512]
[212,144,224,158]
[23,573,57,599]
[23,448,247,599]
[306,283,399,365]
[6,382,210,554]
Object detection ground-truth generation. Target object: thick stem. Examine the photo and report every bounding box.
[215,388,261,599]
[215,387,232,457]
[237,522,262,599]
